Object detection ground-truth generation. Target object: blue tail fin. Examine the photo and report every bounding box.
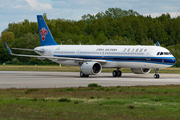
[37,15,58,46]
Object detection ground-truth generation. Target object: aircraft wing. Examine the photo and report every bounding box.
[4,42,106,63]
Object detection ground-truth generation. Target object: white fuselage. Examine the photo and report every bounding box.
[34,45,176,69]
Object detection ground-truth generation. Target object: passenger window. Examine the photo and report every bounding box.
[160,52,163,55]
[157,52,160,55]
[135,49,139,52]
[131,49,135,52]
[127,48,130,52]
[124,48,127,52]
[144,49,147,52]
[139,49,143,52]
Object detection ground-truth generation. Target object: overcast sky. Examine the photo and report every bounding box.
[0,0,180,36]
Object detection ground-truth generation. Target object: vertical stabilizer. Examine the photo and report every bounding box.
[37,15,58,46]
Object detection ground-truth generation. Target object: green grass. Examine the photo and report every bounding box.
[1,85,180,119]
[0,65,180,73]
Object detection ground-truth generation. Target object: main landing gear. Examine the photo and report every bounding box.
[112,68,122,77]
[80,71,89,77]
[153,68,160,79]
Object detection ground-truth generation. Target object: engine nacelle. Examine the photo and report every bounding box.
[81,62,102,75]
[131,68,151,74]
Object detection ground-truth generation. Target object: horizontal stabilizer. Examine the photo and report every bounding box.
[12,48,44,52]
[4,42,106,64]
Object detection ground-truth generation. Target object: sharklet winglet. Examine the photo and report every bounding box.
[157,41,160,46]
[4,42,12,54]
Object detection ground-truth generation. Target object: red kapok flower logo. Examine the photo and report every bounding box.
[40,27,48,41]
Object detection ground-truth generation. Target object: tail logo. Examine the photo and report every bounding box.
[40,27,48,41]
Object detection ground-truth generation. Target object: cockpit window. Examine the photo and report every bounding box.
[164,52,169,55]
[157,52,172,55]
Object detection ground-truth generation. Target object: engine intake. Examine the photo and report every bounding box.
[131,68,151,74]
[81,62,102,75]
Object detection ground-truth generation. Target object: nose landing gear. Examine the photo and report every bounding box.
[153,68,160,79]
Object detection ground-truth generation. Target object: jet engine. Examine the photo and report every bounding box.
[131,68,151,74]
[81,62,102,75]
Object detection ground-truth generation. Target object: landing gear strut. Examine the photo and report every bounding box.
[112,68,122,77]
[80,71,89,77]
[153,68,160,79]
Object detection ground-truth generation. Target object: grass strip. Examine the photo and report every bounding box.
[0,85,180,119]
[0,65,180,73]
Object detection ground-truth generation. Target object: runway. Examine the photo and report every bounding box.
[0,71,180,88]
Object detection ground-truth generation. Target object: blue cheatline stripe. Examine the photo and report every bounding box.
[54,55,175,65]
[54,55,174,59]
[105,60,174,65]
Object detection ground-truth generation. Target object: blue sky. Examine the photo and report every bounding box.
[0,0,180,36]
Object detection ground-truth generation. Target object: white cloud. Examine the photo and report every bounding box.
[1,0,180,35]
[13,5,26,9]
[169,12,180,18]
[26,0,52,10]
[93,7,100,11]
[74,15,82,20]
[143,12,180,18]
[143,13,161,18]
[0,22,10,33]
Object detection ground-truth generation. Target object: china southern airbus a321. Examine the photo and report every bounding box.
[5,15,176,79]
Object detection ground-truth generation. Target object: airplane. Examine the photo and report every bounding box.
[4,15,176,79]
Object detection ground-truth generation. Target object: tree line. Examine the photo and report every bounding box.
[0,8,180,66]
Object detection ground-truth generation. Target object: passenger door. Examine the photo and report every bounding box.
[146,48,152,61]
[76,49,80,58]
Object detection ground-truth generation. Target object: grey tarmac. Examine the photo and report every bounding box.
[0,71,180,88]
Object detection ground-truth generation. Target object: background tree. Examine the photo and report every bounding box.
[1,32,14,45]
[1,8,180,66]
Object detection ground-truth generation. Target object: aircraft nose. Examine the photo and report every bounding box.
[172,56,176,65]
